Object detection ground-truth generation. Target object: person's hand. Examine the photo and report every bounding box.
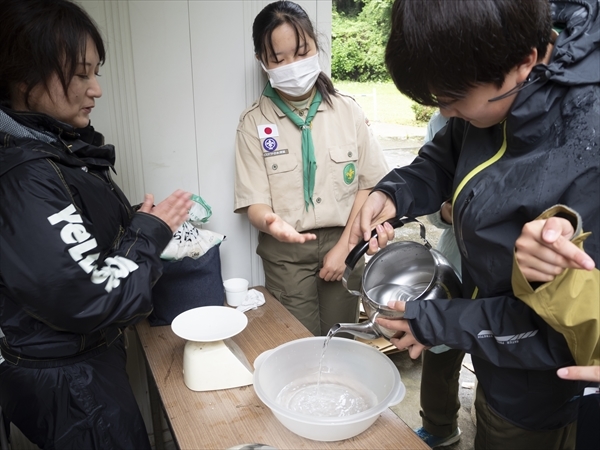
[440,200,453,224]
[557,365,600,383]
[138,190,193,233]
[265,212,317,243]
[348,191,397,255]
[515,217,595,282]
[319,242,348,281]
[375,300,429,359]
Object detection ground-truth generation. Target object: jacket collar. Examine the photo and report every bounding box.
[0,106,116,175]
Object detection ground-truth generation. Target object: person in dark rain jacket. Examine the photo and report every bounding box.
[0,1,192,448]
[349,0,599,448]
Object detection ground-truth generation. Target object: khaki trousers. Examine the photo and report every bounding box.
[257,227,363,336]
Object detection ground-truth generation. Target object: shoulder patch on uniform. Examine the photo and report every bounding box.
[262,137,278,152]
[258,124,279,139]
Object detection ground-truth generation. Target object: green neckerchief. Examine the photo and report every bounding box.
[263,83,322,210]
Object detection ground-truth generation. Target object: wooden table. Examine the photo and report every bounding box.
[136,287,428,450]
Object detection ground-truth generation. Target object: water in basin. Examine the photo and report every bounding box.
[276,376,376,417]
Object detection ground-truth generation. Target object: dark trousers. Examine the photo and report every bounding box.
[474,382,576,450]
[0,337,150,450]
[420,348,464,436]
[577,393,600,450]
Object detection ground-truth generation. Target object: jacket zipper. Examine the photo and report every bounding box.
[455,191,474,259]
[452,121,508,296]
[105,171,130,212]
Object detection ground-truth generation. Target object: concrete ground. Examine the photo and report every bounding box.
[371,121,424,169]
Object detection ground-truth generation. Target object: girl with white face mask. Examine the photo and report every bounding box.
[233,0,389,336]
[261,52,322,99]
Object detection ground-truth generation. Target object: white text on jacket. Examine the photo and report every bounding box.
[47,204,139,293]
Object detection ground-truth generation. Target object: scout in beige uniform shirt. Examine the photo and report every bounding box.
[234,88,389,335]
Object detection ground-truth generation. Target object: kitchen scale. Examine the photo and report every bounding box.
[171,306,254,391]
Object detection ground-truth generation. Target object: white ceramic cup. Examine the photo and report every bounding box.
[223,278,249,307]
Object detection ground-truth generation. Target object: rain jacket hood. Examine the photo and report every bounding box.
[508,0,599,149]
[546,0,599,85]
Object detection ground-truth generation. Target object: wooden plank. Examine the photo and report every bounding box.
[136,287,428,450]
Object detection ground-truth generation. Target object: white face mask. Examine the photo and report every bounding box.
[261,53,321,98]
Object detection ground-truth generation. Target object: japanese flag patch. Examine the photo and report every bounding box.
[257,124,279,139]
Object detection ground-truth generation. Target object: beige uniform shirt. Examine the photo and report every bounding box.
[234,91,389,232]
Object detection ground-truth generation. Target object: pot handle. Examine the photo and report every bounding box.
[342,217,431,294]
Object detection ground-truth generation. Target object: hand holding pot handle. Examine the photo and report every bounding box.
[344,217,429,271]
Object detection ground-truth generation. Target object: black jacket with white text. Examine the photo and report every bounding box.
[0,107,173,362]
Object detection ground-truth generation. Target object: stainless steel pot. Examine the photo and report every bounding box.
[336,217,462,340]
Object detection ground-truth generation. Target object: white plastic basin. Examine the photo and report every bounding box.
[253,336,405,442]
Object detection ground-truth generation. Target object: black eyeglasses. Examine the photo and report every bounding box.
[487,75,540,102]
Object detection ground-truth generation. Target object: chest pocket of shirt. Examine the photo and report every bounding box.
[265,153,303,213]
[328,143,359,202]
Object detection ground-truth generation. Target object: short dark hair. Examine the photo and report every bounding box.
[0,0,106,108]
[385,0,552,106]
[253,0,336,105]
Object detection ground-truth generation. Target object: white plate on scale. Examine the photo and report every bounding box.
[172,306,253,391]
[172,306,248,342]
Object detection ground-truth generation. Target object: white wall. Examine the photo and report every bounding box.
[78,0,332,285]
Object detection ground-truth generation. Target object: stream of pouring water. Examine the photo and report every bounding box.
[316,327,338,394]
[276,326,374,417]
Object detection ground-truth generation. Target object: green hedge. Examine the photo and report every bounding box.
[411,104,437,123]
[331,1,392,82]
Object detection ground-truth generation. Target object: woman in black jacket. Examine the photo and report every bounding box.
[0,1,192,448]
